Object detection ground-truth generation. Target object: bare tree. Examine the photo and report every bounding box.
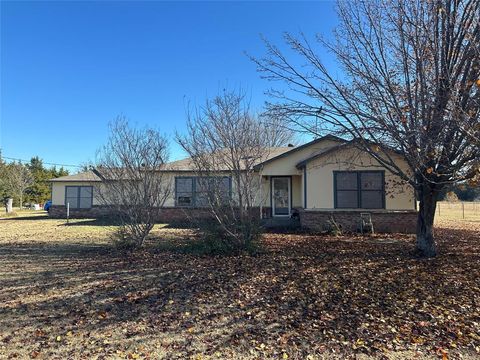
[260,113,297,147]
[252,0,480,257]
[5,163,33,209]
[176,89,290,253]
[95,118,171,249]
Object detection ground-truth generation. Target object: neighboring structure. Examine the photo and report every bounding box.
[49,136,417,233]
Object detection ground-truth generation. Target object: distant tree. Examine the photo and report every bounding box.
[440,183,480,201]
[26,157,50,203]
[0,151,8,202]
[253,0,480,257]
[24,157,69,204]
[52,166,69,178]
[5,163,34,209]
[261,113,296,147]
[95,117,171,249]
[79,163,92,173]
[455,184,480,201]
[0,154,69,206]
[444,191,459,202]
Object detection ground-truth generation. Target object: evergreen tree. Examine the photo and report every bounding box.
[25,157,70,203]
[26,157,49,203]
[0,154,70,206]
[0,151,8,202]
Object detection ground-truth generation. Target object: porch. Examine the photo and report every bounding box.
[260,174,305,219]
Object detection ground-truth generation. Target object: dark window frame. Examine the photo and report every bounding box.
[333,171,385,209]
[64,186,94,209]
[174,176,232,207]
[175,177,195,207]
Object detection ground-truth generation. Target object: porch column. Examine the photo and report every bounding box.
[303,166,307,209]
[259,172,263,219]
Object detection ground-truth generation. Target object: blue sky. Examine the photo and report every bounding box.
[1,1,337,171]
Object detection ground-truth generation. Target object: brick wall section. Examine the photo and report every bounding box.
[299,209,417,234]
[49,205,112,219]
[49,205,417,233]
[49,205,211,223]
[48,205,268,226]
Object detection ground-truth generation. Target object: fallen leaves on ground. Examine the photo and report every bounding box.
[0,216,479,359]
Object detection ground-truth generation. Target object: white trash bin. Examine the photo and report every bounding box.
[6,198,13,213]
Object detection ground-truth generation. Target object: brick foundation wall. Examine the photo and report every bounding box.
[299,209,417,234]
[49,205,112,219]
[48,205,270,227]
[49,205,213,223]
[50,205,415,233]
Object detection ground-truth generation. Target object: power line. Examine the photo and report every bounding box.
[2,156,84,168]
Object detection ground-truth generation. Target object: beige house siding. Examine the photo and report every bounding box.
[260,139,341,176]
[52,181,102,206]
[51,174,178,207]
[50,139,415,214]
[305,147,415,210]
[292,176,303,208]
[51,174,304,209]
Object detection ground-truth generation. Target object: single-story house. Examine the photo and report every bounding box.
[49,135,417,233]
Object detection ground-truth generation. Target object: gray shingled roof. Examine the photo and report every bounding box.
[50,170,102,182]
[163,147,295,171]
[49,147,296,182]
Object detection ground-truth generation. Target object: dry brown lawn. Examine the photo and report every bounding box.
[434,202,480,223]
[0,212,479,359]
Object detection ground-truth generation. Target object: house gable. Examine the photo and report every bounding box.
[257,135,345,176]
[303,144,415,211]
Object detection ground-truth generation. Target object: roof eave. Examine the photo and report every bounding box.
[49,178,102,183]
[294,139,405,168]
[255,134,346,168]
[295,161,307,169]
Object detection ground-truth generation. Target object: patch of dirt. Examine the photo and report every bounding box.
[0,217,479,359]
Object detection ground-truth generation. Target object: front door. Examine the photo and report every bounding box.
[272,177,291,216]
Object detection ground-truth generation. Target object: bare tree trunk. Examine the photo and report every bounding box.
[252,0,480,258]
[20,193,23,210]
[416,184,437,258]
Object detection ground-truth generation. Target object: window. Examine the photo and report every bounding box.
[195,177,211,207]
[335,172,358,208]
[360,172,384,208]
[175,178,194,206]
[175,176,231,207]
[334,171,384,209]
[65,186,93,209]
